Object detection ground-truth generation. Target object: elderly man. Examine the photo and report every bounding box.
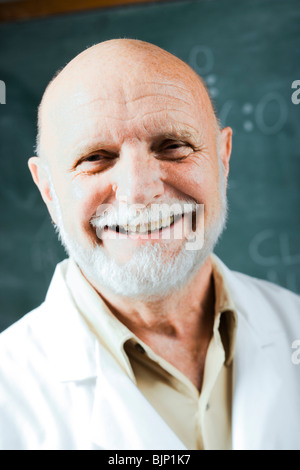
[0,39,299,451]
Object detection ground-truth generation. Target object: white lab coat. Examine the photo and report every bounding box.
[0,256,299,450]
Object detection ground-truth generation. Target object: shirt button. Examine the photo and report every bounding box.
[135,343,146,354]
[206,402,210,411]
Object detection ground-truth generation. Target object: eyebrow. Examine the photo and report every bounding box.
[151,127,203,150]
[152,130,195,142]
[70,141,110,161]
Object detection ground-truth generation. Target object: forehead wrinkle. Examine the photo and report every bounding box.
[84,108,198,123]
[142,80,196,93]
[69,92,194,112]
[121,79,197,103]
[59,75,200,114]
[61,91,200,132]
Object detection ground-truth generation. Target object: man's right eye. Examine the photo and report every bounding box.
[85,153,115,162]
[71,152,118,173]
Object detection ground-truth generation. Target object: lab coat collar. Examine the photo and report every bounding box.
[211,254,282,348]
[43,260,99,382]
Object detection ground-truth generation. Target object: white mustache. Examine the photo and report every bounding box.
[90,200,198,230]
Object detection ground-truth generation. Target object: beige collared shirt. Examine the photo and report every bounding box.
[65,254,237,450]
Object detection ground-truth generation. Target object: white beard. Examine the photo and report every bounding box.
[49,161,228,301]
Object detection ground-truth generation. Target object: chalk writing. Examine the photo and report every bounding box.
[189,45,289,135]
[249,229,300,293]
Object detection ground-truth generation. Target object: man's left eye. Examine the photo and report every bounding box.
[164,143,184,150]
[162,141,187,151]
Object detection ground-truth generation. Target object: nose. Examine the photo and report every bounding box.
[111,141,165,206]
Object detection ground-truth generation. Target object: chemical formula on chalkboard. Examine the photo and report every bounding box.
[189,45,289,135]
[249,230,300,293]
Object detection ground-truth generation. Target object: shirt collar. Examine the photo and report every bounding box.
[211,254,237,365]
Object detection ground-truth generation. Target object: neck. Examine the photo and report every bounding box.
[84,255,215,390]
[90,256,214,335]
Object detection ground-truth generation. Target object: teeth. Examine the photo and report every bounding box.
[162,216,172,228]
[139,223,148,233]
[120,215,175,233]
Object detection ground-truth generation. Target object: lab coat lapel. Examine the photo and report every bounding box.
[213,256,294,450]
[42,261,98,382]
[90,343,187,450]
[231,313,283,450]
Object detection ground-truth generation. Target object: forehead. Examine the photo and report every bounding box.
[43,73,209,158]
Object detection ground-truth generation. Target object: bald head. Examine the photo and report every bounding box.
[36,39,219,160]
[29,38,232,298]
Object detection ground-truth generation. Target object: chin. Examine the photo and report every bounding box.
[58,221,219,301]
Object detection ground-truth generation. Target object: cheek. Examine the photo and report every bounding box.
[163,162,219,204]
[58,176,111,239]
[162,160,223,231]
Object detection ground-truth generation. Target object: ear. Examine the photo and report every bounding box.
[218,126,232,180]
[28,156,58,224]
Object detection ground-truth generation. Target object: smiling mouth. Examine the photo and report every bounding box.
[102,211,196,235]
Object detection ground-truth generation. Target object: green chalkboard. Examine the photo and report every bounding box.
[0,0,299,332]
